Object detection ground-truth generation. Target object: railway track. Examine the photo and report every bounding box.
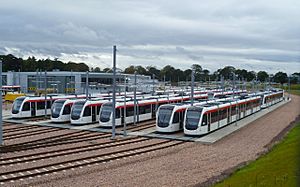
[0,140,184,184]
[1,120,155,153]
[1,131,92,152]
[120,120,155,131]
[0,137,149,166]
[3,125,41,133]
[3,128,63,140]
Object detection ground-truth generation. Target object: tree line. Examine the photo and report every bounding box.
[1,54,299,84]
[0,54,89,72]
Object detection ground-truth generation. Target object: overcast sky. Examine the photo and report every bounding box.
[0,0,299,74]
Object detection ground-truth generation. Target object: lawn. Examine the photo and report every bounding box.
[214,122,300,187]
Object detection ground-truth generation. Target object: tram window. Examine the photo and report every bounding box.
[211,112,218,123]
[47,101,51,109]
[37,102,45,110]
[22,102,30,111]
[201,114,207,126]
[116,109,121,119]
[97,106,101,114]
[63,105,71,115]
[231,106,236,115]
[121,108,125,117]
[139,106,146,114]
[172,112,179,123]
[126,106,134,116]
[83,106,91,116]
[145,105,151,113]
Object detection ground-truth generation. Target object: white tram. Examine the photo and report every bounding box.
[11,94,86,118]
[99,94,209,127]
[261,89,284,108]
[183,95,262,136]
[51,98,85,123]
[70,98,109,125]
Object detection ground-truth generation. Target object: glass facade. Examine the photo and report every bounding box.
[27,75,75,94]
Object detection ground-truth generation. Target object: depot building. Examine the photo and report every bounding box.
[2,71,154,94]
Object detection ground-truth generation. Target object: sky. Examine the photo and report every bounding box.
[0,0,299,74]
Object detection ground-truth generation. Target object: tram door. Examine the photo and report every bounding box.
[238,105,241,120]
[31,102,36,117]
[208,113,211,132]
[151,104,156,118]
[227,108,230,123]
[92,106,96,122]
[179,111,185,129]
[121,108,125,125]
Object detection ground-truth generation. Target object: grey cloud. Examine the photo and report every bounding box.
[0,0,299,73]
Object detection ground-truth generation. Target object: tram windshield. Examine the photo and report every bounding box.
[185,107,203,130]
[51,100,66,118]
[100,103,113,122]
[71,101,86,120]
[157,106,174,127]
[12,97,25,114]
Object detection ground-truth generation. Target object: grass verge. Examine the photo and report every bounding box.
[214,122,300,187]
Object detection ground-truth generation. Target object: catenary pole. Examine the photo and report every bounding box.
[152,74,155,96]
[123,75,127,136]
[133,71,137,125]
[111,45,117,139]
[86,71,89,99]
[0,60,3,145]
[44,70,48,118]
[191,70,195,106]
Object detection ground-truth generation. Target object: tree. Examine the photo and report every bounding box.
[183,69,192,81]
[146,66,160,79]
[160,65,175,82]
[191,64,202,81]
[219,66,235,80]
[135,66,147,75]
[103,68,112,73]
[202,69,210,81]
[246,71,256,81]
[291,72,300,84]
[124,65,135,74]
[257,71,269,82]
[274,72,288,84]
[235,69,248,80]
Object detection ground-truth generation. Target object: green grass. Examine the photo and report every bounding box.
[288,90,300,96]
[214,122,300,187]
